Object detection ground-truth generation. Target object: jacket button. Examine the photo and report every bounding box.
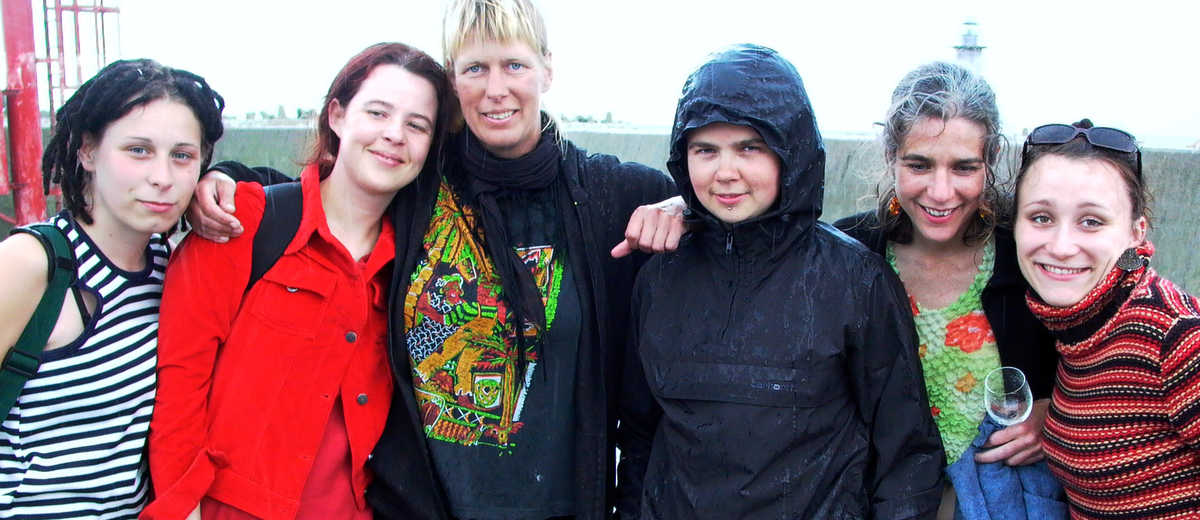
[345,331,357,343]
[209,450,230,468]
[356,393,368,405]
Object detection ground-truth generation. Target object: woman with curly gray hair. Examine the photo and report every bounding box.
[834,62,1060,517]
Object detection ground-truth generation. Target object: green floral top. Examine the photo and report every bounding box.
[888,240,999,464]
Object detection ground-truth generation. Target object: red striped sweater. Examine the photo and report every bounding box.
[1030,244,1200,519]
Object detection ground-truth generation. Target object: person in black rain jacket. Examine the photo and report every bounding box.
[616,44,945,519]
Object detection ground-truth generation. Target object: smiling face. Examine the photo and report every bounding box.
[328,64,438,197]
[893,116,987,247]
[1014,154,1147,307]
[78,97,202,240]
[452,38,552,159]
[686,122,781,224]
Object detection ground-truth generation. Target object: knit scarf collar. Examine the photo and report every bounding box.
[1026,242,1154,347]
[456,121,563,374]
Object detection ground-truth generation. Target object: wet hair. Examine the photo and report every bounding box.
[1016,118,1151,225]
[41,58,225,225]
[310,42,455,179]
[873,61,1003,246]
[442,0,550,71]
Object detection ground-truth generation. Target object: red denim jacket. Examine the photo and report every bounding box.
[144,166,394,520]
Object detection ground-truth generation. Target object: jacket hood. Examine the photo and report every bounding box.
[667,44,825,231]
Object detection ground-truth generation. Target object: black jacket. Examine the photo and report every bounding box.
[616,45,944,520]
[832,212,1058,400]
[367,138,674,520]
[213,146,674,519]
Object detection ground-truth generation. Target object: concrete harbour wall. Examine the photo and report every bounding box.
[8,127,1197,291]
[559,130,1200,293]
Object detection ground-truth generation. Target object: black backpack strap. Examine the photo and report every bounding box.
[2,223,77,421]
[247,181,303,292]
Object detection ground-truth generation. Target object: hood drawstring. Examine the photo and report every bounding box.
[725,231,734,255]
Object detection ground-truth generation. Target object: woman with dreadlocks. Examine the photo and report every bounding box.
[0,59,224,518]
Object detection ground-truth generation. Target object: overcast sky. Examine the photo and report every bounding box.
[17,0,1200,148]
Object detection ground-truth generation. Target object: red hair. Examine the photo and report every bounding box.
[310,42,456,179]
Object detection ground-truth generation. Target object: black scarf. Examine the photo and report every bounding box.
[457,125,562,374]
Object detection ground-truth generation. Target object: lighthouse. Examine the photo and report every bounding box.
[955,20,985,74]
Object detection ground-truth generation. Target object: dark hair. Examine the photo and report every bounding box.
[42,59,225,224]
[875,62,1003,246]
[310,42,456,179]
[1016,118,1151,225]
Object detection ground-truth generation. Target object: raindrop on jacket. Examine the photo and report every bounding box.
[615,44,946,519]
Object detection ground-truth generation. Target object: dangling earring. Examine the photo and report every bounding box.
[1116,247,1143,271]
[887,195,901,217]
[978,203,993,222]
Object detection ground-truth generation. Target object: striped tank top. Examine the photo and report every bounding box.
[0,212,166,519]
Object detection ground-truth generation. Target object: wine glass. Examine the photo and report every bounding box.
[984,366,1033,426]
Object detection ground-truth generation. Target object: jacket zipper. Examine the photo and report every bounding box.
[721,230,737,340]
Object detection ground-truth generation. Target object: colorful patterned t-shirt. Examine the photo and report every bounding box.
[889,240,1000,464]
[404,182,580,518]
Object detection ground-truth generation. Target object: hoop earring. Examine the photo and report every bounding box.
[887,196,901,217]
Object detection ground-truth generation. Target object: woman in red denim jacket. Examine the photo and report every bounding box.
[142,43,454,520]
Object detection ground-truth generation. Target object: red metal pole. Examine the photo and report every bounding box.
[0,95,10,195]
[4,0,49,224]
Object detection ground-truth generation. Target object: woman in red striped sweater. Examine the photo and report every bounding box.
[1013,119,1200,519]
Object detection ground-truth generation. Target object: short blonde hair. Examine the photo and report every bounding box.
[442,0,549,69]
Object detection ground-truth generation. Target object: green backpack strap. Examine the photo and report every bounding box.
[1,223,77,421]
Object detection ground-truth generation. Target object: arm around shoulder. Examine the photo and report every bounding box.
[209,160,293,185]
[587,157,680,259]
[579,151,676,212]
[187,161,293,242]
[621,161,676,209]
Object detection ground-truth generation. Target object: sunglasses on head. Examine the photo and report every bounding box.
[1023,123,1142,177]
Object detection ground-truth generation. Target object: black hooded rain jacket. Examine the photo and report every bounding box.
[615,44,945,519]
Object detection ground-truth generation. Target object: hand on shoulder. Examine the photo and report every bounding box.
[186,170,243,243]
[611,196,687,258]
